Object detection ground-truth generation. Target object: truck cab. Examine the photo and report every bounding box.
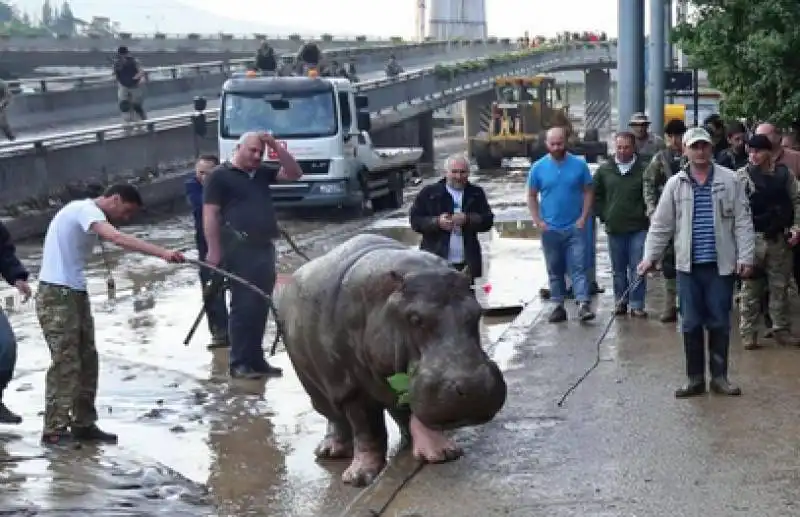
[219,73,371,208]
[218,72,422,213]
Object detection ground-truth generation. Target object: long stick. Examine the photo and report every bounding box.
[182,278,224,346]
[185,258,272,300]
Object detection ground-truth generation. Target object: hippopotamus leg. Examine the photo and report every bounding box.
[409,415,464,463]
[341,399,388,486]
[314,419,353,459]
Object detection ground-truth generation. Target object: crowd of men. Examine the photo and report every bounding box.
[528,111,800,398]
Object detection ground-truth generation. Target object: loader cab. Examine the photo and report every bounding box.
[491,76,561,137]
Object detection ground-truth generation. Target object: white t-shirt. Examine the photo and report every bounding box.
[445,184,465,264]
[39,199,107,291]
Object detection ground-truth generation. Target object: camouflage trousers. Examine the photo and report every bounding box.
[35,282,98,432]
[661,241,677,307]
[739,235,792,336]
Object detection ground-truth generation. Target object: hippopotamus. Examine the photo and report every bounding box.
[277,234,507,486]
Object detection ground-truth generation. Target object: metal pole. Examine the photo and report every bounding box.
[665,0,674,103]
[692,68,699,126]
[617,0,637,130]
[633,0,646,113]
[648,0,666,133]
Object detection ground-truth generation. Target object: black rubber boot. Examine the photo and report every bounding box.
[675,329,707,398]
[708,329,741,396]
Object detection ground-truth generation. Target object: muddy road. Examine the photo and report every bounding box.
[0,131,548,515]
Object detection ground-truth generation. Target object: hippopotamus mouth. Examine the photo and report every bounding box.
[408,359,507,431]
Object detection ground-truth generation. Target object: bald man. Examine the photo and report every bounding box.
[528,127,596,323]
[203,131,304,380]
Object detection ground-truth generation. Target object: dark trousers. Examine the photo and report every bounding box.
[199,266,229,340]
[0,309,16,399]
[226,244,277,371]
[678,263,735,380]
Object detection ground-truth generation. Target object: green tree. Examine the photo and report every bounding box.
[674,0,800,126]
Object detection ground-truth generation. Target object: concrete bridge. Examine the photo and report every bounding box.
[0,41,634,224]
[0,34,492,77]
[7,41,517,136]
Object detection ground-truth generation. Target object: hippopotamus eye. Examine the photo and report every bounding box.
[408,313,423,326]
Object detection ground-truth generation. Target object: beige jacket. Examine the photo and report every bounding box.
[643,164,755,275]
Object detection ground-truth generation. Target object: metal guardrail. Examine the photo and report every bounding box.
[0,51,577,156]
[8,39,489,93]
[0,42,622,155]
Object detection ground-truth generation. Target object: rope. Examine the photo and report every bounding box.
[556,274,644,407]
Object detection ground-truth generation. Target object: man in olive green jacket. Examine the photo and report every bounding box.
[594,132,650,316]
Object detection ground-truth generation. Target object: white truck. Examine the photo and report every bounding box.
[218,72,423,213]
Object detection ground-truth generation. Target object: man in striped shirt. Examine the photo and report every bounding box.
[639,127,755,398]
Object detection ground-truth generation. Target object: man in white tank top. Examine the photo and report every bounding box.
[36,184,184,446]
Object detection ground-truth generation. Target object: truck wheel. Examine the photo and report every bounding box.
[384,171,404,210]
[474,149,501,170]
[345,168,372,218]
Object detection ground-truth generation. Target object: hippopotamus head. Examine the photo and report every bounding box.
[379,268,507,431]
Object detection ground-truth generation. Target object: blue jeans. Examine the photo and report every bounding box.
[542,227,590,303]
[226,244,277,371]
[607,230,648,309]
[0,309,17,396]
[678,264,735,334]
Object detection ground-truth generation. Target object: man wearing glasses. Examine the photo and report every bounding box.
[409,154,495,285]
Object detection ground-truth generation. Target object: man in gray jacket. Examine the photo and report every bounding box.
[638,127,755,398]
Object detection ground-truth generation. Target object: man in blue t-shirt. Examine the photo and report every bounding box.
[527,127,596,323]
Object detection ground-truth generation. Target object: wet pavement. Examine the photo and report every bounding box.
[372,212,800,516]
[9,145,796,516]
[0,132,537,515]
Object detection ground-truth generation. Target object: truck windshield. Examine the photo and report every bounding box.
[221,90,338,139]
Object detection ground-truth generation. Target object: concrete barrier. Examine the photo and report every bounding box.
[7,43,509,134]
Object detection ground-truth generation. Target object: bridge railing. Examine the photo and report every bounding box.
[0,49,575,154]
[9,39,511,93]
[0,44,616,206]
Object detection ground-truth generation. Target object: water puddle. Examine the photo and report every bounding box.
[0,162,551,515]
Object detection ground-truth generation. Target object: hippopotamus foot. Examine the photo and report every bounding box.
[409,415,463,463]
[314,420,354,459]
[341,446,386,486]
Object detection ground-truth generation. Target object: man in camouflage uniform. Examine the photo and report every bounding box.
[716,121,748,171]
[736,135,800,349]
[0,79,15,141]
[643,119,686,322]
[629,112,666,163]
[35,184,184,445]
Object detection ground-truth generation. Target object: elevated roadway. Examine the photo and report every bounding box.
[7,41,512,135]
[0,36,493,77]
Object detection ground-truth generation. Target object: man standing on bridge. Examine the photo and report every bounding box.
[202,131,304,380]
[639,127,754,398]
[528,127,596,323]
[186,154,229,349]
[36,184,185,445]
[0,78,15,141]
[113,46,147,123]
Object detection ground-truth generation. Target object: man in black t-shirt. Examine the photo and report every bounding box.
[113,46,147,122]
[202,131,304,380]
